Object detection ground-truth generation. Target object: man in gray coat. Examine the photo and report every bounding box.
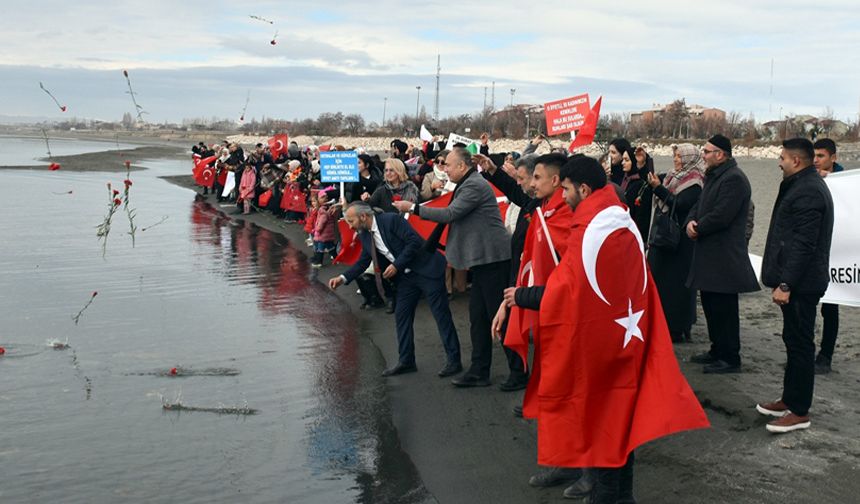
[394,147,512,387]
[685,135,760,374]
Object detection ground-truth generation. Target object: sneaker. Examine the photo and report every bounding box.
[766,413,811,433]
[814,354,832,375]
[756,399,789,417]
[690,351,717,364]
[528,467,581,488]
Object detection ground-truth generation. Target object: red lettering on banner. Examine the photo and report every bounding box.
[543,93,590,136]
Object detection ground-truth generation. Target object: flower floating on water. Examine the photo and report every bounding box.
[169,367,178,376]
[72,291,98,325]
[0,346,6,355]
[49,163,61,171]
[47,338,70,350]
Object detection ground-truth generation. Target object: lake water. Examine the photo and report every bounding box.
[0,145,427,503]
[0,135,140,165]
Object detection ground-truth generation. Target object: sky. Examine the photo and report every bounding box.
[2,0,859,125]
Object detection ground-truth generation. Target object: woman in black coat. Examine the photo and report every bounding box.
[349,154,383,202]
[646,144,704,342]
[608,138,632,186]
[620,147,653,243]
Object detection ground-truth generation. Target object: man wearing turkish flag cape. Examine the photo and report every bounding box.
[504,185,573,416]
[536,156,709,502]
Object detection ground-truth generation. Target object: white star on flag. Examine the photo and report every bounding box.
[614,299,645,348]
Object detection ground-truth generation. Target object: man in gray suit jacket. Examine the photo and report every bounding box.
[394,147,511,387]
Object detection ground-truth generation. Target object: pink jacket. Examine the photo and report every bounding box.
[238,168,256,201]
[313,206,337,242]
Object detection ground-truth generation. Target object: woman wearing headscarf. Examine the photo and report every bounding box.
[620,147,653,243]
[420,149,452,201]
[367,158,420,213]
[646,143,705,342]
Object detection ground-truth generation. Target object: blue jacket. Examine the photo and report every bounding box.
[342,213,446,283]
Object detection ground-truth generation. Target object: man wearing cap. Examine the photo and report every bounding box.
[685,134,760,374]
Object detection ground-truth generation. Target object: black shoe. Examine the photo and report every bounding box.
[562,470,594,498]
[360,299,384,310]
[690,351,717,364]
[451,374,491,388]
[385,300,395,314]
[498,375,528,392]
[528,467,582,488]
[683,329,692,342]
[381,362,417,377]
[814,354,832,375]
[703,360,741,374]
[438,361,463,377]
[513,405,523,418]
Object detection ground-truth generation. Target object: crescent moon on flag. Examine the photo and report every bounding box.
[274,139,284,151]
[581,205,646,305]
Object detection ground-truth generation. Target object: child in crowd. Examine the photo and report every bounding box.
[238,163,257,214]
[311,187,340,268]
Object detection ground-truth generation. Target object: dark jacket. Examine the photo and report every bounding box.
[342,213,446,284]
[482,168,541,285]
[761,166,834,294]
[349,169,382,202]
[685,158,760,293]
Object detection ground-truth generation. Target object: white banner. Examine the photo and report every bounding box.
[822,169,860,306]
[221,171,235,197]
[420,124,434,142]
[750,169,860,307]
[445,132,477,151]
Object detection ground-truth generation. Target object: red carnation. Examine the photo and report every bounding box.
[112,189,120,196]
[634,197,641,207]
[92,291,98,297]
[169,367,178,375]
[392,195,403,202]
[123,69,128,78]
[113,198,122,206]
[0,347,6,355]
[124,160,131,168]
[124,179,133,187]
[48,163,61,171]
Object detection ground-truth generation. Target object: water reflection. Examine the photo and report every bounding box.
[187,199,428,503]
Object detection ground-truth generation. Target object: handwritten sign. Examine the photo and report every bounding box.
[445,132,477,151]
[544,93,590,136]
[320,151,359,183]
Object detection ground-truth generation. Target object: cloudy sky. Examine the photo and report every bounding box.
[2,0,859,125]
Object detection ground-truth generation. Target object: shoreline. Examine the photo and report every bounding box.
[0,145,186,172]
[162,173,860,504]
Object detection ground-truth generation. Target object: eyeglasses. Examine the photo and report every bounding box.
[436,160,446,165]
[701,148,720,155]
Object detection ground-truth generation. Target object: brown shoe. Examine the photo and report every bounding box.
[756,399,789,417]
[766,412,811,433]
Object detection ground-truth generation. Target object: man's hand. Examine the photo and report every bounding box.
[772,288,790,306]
[491,302,507,341]
[392,200,414,213]
[686,220,698,240]
[431,179,444,190]
[360,191,370,201]
[473,153,497,174]
[382,264,398,279]
[503,286,518,308]
[531,134,543,146]
[328,276,344,290]
[647,172,661,188]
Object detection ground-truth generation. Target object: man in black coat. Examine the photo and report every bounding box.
[328,202,462,378]
[685,135,760,373]
[756,138,833,434]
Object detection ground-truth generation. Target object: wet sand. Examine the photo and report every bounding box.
[0,145,186,172]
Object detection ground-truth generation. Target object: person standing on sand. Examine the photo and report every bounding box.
[757,138,833,433]
[811,138,844,374]
[685,134,760,374]
[392,147,511,388]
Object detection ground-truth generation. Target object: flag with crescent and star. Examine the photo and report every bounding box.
[536,184,709,468]
[503,187,573,419]
[267,133,289,160]
[192,154,218,188]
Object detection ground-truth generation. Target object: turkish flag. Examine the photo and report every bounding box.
[503,188,573,418]
[192,155,218,187]
[536,184,709,468]
[568,96,602,153]
[333,219,363,265]
[407,184,509,248]
[280,183,307,214]
[268,133,289,159]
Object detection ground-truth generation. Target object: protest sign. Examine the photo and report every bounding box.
[319,151,359,183]
[822,170,860,306]
[445,132,477,150]
[544,93,590,136]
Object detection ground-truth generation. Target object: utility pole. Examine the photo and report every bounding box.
[382,97,388,127]
[483,87,487,110]
[433,54,440,122]
[510,88,516,108]
[415,86,421,119]
[525,113,530,139]
[491,81,495,111]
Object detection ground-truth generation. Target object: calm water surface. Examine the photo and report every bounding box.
[0,146,426,503]
[0,135,139,165]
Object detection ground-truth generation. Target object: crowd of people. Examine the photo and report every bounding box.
[192,132,844,503]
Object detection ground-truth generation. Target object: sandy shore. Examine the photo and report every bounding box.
[0,145,186,172]
[162,169,860,504]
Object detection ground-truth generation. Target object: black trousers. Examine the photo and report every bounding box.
[354,273,395,304]
[592,452,635,504]
[499,309,527,380]
[700,291,741,366]
[468,260,510,379]
[819,303,839,359]
[393,273,461,366]
[781,293,821,416]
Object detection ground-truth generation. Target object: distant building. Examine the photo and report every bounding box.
[630,103,726,122]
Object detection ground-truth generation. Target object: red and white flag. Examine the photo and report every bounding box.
[568,96,602,153]
[268,133,289,159]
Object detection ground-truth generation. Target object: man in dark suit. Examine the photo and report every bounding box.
[328,202,462,378]
[685,134,760,374]
[757,138,834,433]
